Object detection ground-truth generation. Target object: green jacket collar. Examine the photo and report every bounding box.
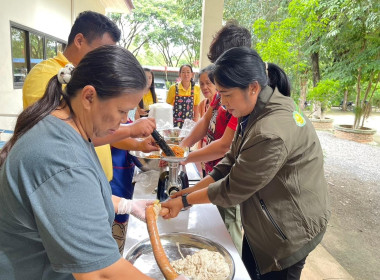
[238,85,274,136]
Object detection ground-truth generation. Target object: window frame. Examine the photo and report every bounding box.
[10,21,67,89]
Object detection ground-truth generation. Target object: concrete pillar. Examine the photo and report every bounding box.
[199,0,224,70]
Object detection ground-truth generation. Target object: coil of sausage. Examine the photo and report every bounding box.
[146,203,178,280]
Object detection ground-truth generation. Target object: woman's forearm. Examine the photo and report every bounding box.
[193,105,200,122]
[93,118,156,146]
[111,138,139,150]
[189,175,215,193]
[185,140,228,163]
[73,258,153,280]
[187,187,211,205]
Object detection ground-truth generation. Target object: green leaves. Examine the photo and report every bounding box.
[250,0,379,123]
[109,0,201,67]
[108,0,379,124]
[308,79,341,109]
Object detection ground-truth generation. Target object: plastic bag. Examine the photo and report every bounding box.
[148,103,173,130]
[180,119,196,137]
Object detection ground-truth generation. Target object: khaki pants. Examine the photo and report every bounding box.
[217,205,243,256]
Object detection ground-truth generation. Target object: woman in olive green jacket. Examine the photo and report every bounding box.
[162,47,330,280]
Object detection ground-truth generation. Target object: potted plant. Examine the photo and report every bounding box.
[334,72,379,143]
[307,79,340,130]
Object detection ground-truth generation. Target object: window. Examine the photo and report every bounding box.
[10,22,66,89]
[11,27,27,88]
[29,33,44,69]
[46,39,64,59]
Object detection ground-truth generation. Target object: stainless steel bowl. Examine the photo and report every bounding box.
[125,232,235,280]
[130,145,189,172]
[129,150,162,172]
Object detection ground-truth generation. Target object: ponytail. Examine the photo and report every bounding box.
[0,76,65,166]
[267,63,291,97]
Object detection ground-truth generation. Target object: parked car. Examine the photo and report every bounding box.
[154,78,167,103]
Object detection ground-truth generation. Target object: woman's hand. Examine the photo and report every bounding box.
[170,187,191,199]
[137,136,159,153]
[115,197,157,222]
[160,197,184,219]
[128,118,156,138]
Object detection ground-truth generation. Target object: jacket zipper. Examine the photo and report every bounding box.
[260,199,288,240]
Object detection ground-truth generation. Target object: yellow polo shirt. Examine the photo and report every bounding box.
[22,52,113,181]
[23,52,69,108]
[166,82,201,106]
[142,90,155,110]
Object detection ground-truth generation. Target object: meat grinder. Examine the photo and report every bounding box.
[156,153,189,202]
[129,144,189,202]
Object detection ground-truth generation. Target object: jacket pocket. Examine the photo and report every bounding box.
[260,199,288,240]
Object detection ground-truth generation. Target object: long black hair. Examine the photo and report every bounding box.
[0,45,146,166]
[212,47,291,97]
[139,68,157,109]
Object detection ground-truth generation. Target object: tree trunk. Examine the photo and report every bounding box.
[354,67,362,129]
[343,89,348,111]
[353,40,367,129]
[360,72,378,127]
[311,52,320,87]
[311,51,321,119]
[299,77,308,110]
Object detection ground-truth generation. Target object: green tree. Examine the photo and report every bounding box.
[253,0,329,113]
[176,0,202,20]
[145,0,201,67]
[308,79,341,117]
[224,0,290,30]
[109,0,201,67]
[321,0,380,129]
[11,28,25,59]
[108,11,148,55]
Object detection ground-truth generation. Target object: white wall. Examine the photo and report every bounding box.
[199,0,224,70]
[0,0,106,130]
[74,0,106,23]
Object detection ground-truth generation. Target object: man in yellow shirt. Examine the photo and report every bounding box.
[23,11,156,181]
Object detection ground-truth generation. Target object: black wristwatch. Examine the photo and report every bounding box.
[181,193,192,209]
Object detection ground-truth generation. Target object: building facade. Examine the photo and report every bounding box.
[0,0,131,133]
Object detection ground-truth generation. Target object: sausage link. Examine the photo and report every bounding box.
[146,204,179,280]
